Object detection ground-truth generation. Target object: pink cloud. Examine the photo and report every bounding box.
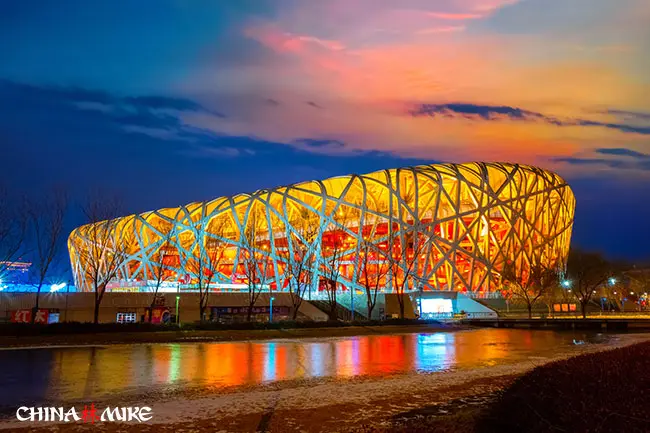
[417,25,466,34]
[244,23,345,54]
[427,12,483,20]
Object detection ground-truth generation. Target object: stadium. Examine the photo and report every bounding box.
[66,162,575,321]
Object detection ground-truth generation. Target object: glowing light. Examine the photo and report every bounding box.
[561,280,572,288]
[608,277,617,286]
[420,298,453,314]
[50,282,66,292]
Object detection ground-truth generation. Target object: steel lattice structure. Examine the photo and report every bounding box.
[68,162,575,293]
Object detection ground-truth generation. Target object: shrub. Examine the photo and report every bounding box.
[479,342,650,433]
[0,318,445,336]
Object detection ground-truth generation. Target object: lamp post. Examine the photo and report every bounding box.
[64,280,70,322]
[350,288,355,322]
[269,296,275,323]
[175,295,180,325]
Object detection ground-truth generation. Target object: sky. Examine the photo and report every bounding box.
[1,0,649,262]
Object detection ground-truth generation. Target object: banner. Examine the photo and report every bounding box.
[11,309,49,324]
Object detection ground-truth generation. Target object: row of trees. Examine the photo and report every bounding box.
[501,249,625,319]
[0,186,68,323]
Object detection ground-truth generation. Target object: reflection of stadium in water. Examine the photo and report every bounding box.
[68,162,575,294]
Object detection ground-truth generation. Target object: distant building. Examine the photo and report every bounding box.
[0,261,31,284]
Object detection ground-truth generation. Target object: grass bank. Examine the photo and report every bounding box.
[369,341,650,433]
[0,320,459,347]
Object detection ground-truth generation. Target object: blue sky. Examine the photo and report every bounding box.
[1,0,649,261]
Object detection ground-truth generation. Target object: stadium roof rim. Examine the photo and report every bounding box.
[71,161,570,228]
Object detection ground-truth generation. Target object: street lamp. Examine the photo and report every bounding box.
[608,277,617,286]
[269,296,275,323]
[561,280,571,289]
[175,295,180,325]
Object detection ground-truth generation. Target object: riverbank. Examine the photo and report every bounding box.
[2,331,648,432]
[0,322,460,348]
[371,338,650,433]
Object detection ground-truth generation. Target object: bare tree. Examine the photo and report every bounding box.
[26,188,68,322]
[280,210,319,320]
[241,208,272,321]
[179,210,229,322]
[72,195,132,324]
[389,227,429,319]
[0,185,26,282]
[320,210,352,321]
[146,220,175,322]
[501,260,560,319]
[566,249,611,318]
[356,238,391,320]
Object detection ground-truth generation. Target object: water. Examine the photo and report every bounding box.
[0,329,612,412]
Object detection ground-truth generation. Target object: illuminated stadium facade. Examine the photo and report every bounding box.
[68,162,575,295]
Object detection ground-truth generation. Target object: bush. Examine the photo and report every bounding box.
[479,342,650,433]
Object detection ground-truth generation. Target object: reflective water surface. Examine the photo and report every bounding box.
[0,329,611,410]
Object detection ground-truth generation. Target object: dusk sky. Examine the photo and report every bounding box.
[1,0,649,261]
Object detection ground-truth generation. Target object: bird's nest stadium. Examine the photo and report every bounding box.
[68,162,575,296]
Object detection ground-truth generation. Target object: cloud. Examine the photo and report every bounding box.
[553,148,650,171]
[606,109,650,122]
[417,26,466,34]
[410,103,650,135]
[596,148,650,159]
[0,79,228,147]
[244,23,345,54]
[123,96,207,112]
[426,12,483,20]
[293,138,346,149]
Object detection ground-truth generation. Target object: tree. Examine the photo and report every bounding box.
[179,208,229,322]
[280,210,319,320]
[566,249,611,318]
[389,227,429,319]
[320,210,351,321]
[0,185,25,282]
[73,195,132,324]
[356,239,391,320]
[26,188,68,322]
[501,260,559,319]
[241,208,272,322]
[145,220,175,322]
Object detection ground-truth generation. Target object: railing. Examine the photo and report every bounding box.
[463,291,503,300]
[493,311,650,319]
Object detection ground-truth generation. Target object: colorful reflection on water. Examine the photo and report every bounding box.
[0,329,608,408]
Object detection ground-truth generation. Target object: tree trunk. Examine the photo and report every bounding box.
[398,293,405,319]
[581,302,587,319]
[247,306,253,322]
[527,303,532,319]
[31,285,42,324]
[367,299,374,321]
[93,301,100,324]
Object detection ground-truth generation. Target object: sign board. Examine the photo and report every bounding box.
[148,307,171,324]
[11,309,49,324]
[213,306,290,316]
